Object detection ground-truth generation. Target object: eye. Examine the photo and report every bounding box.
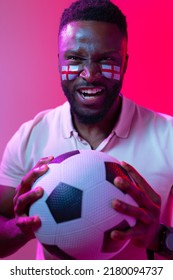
[67,56,86,62]
[102,57,112,60]
[66,56,86,65]
[100,55,121,65]
[101,57,116,63]
[67,56,80,60]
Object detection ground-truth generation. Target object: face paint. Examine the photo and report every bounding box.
[61,65,80,80]
[101,64,121,80]
[61,64,121,81]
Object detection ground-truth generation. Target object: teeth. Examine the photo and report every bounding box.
[82,94,97,99]
[80,88,102,94]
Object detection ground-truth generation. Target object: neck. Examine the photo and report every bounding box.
[72,95,122,149]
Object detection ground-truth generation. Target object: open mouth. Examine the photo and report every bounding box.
[77,87,103,99]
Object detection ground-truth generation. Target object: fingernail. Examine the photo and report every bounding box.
[33,216,39,223]
[112,199,121,209]
[111,231,118,239]
[42,156,54,161]
[35,187,43,196]
[115,176,123,184]
[35,165,47,172]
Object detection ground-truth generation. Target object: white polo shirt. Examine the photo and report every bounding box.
[0,95,173,259]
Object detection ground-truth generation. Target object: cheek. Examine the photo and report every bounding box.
[61,80,75,93]
[61,65,80,81]
[101,64,121,81]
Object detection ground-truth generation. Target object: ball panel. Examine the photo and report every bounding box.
[34,234,57,245]
[49,150,80,164]
[79,150,119,163]
[60,153,106,191]
[55,217,93,237]
[55,226,104,259]
[30,193,58,238]
[31,165,62,196]
[43,244,75,259]
[46,182,83,223]
[83,181,130,229]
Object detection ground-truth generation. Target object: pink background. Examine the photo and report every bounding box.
[1,0,173,259]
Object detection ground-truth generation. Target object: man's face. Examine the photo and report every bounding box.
[58,21,128,124]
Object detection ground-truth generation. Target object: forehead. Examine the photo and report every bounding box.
[58,21,127,54]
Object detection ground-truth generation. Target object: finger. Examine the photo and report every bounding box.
[16,216,41,234]
[112,199,151,224]
[111,227,132,241]
[15,164,48,197]
[121,161,151,191]
[14,187,43,216]
[34,156,54,169]
[114,176,155,210]
[15,156,54,197]
[120,162,161,205]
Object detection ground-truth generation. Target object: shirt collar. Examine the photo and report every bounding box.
[113,95,135,138]
[62,102,75,139]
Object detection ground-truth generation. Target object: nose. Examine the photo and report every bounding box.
[79,63,102,83]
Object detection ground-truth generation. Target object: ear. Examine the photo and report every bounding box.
[58,53,60,71]
[123,53,129,74]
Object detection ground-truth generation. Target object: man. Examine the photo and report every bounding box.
[0,0,173,260]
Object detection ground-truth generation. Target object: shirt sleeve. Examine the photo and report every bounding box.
[0,109,52,188]
[0,123,32,187]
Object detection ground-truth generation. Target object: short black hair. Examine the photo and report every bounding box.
[59,0,127,38]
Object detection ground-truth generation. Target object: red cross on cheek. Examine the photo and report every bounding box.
[101,64,121,80]
[61,65,80,80]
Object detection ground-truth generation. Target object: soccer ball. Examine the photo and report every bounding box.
[29,150,137,259]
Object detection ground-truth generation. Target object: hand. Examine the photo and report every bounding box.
[111,162,161,250]
[13,156,54,240]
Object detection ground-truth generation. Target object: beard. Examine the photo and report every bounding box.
[61,81,122,125]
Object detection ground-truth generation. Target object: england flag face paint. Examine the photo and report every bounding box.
[61,65,80,80]
[61,64,121,81]
[101,64,121,81]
